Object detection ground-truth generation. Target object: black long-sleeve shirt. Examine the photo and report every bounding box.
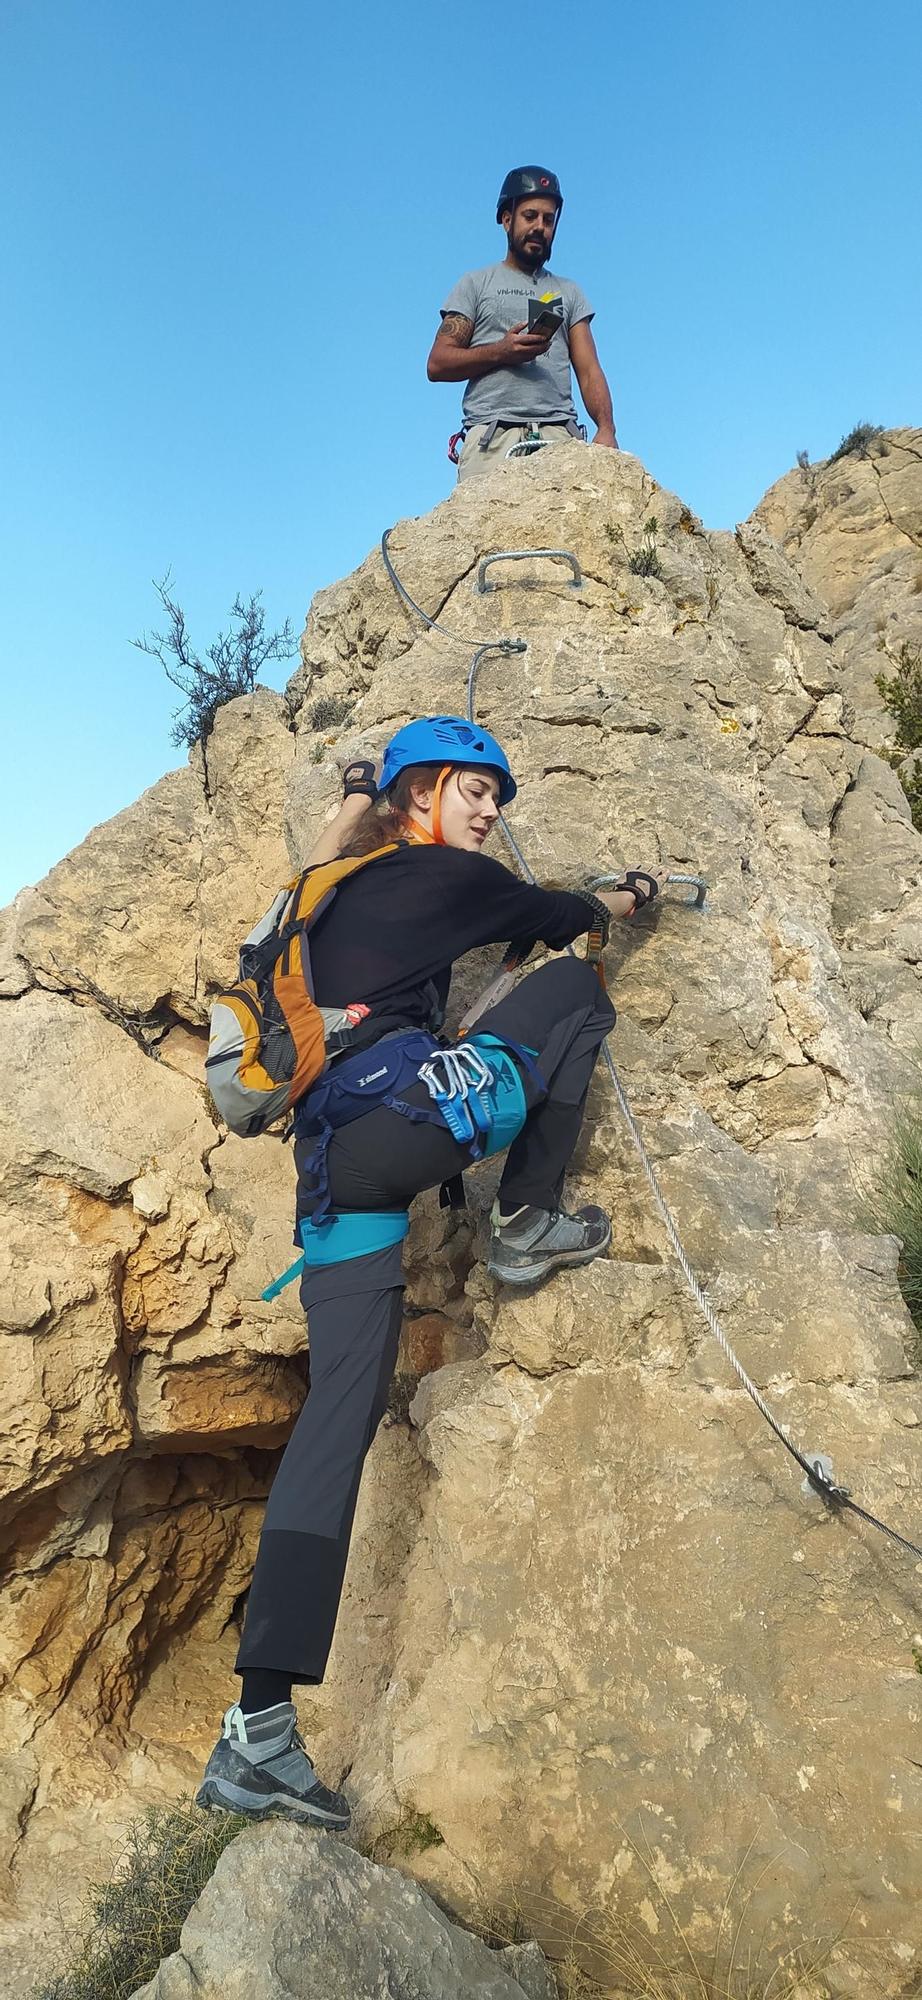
[309,843,593,1047]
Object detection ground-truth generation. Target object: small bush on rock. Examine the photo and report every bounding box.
[33,1802,247,2000]
[307,692,355,731]
[866,1092,922,1356]
[628,518,663,579]
[828,422,883,463]
[875,639,922,832]
[134,576,297,749]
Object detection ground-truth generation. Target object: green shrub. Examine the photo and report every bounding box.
[628,518,663,579]
[33,1802,247,2000]
[864,1093,922,1357]
[368,1809,445,1864]
[828,422,883,463]
[875,640,922,832]
[307,693,355,731]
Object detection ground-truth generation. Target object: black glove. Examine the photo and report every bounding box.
[615,870,660,909]
[342,760,377,802]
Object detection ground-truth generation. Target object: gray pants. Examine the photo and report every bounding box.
[457,420,585,481]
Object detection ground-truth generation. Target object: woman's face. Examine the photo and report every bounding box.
[410,767,501,851]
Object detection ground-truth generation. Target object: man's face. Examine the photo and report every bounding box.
[502,196,558,270]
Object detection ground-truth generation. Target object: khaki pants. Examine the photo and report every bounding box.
[457,421,585,482]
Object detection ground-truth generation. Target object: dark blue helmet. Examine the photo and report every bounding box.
[496,166,563,224]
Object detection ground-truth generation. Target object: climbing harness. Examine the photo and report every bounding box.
[292,1028,450,1224]
[444,417,585,470]
[380,523,922,1569]
[262,1028,539,1296]
[488,419,586,460]
[419,1032,536,1160]
[505,425,551,460]
[263,1210,411,1298]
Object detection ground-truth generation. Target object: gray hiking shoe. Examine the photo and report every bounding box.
[487,1201,612,1287]
[195,1701,351,1830]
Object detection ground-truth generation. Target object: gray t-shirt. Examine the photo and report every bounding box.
[441,262,594,427]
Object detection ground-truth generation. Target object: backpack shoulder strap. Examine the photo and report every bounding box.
[288,843,401,924]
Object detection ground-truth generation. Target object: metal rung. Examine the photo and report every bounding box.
[475,548,583,594]
[585,872,709,914]
[666,873,708,911]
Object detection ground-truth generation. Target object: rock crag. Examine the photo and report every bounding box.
[131,1824,557,2000]
[3,438,922,1998]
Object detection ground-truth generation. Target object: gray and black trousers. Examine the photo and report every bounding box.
[234,957,616,1684]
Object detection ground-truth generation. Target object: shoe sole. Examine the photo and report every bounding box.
[195,1778,351,1831]
[487,1224,612,1289]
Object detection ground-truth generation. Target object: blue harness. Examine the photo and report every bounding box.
[293,1028,540,1223]
[261,1028,541,1296]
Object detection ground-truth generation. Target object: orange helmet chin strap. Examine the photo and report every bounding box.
[403,766,452,846]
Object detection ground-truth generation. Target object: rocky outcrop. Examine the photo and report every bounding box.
[750,428,922,1069]
[130,1825,556,2000]
[4,444,922,1999]
[752,426,922,752]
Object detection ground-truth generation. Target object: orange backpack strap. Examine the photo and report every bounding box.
[288,843,401,919]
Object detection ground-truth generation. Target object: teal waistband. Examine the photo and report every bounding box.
[300,1209,410,1268]
[261,1210,410,1298]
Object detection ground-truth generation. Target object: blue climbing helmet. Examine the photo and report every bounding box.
[378,716,517,807]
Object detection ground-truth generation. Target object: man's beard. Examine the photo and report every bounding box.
[514,226,550,271]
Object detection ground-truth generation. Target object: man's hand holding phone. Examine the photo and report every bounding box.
[498,321,556,366]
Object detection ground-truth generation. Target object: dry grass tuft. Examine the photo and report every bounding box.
[475,1826,838,1999]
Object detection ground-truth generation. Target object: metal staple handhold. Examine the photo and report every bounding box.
[475,548,583,594]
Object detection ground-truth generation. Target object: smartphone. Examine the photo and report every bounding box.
[527,296,564,337]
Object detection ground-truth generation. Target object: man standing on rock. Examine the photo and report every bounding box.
[427,165,618,481]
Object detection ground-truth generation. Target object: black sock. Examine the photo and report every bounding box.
[240,1669,293,1714]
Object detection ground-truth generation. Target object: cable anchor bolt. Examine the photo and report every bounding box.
[801,1453,849,1504]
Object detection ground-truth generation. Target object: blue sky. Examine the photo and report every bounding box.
[2,0,919,903]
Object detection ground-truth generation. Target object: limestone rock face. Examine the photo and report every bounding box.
[4,443,922,1999]
[130,1824,557,2000]
[752,427,922,752]
[749,429,922,1070]
[6,689,295,1022]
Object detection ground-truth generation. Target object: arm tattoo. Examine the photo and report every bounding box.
[438,312,474,346]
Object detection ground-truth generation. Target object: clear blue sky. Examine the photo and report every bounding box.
[2,0,919,904]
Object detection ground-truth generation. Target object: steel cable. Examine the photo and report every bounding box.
[381,528,527,657]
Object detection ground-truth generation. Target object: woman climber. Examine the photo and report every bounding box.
[196,715,664,1829]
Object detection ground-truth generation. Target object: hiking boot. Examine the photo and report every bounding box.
[195,1702,351,1830]
[487,1201,612,1287]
